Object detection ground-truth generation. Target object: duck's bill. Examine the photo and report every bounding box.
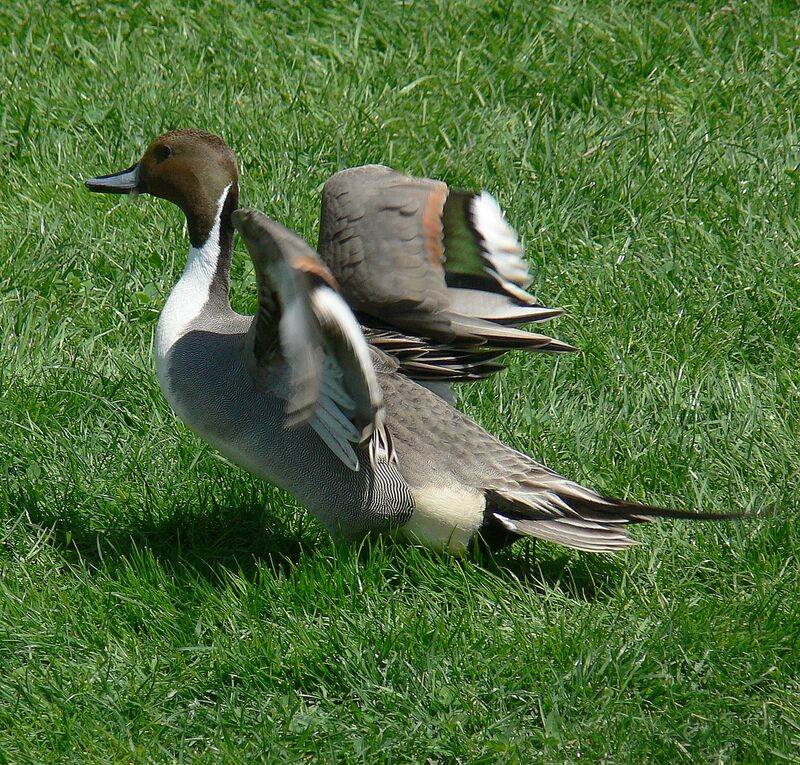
[85,163,142,194]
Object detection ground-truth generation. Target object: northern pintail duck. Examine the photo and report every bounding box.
[86,130,736,553]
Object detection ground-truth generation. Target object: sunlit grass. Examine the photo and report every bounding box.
[0,1,798,762]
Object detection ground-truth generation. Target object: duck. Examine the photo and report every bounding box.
[85,129,737,554]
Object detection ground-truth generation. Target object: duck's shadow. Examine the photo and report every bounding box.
[29,503,624,603]
[473,540,627,601]
[33,500,311,580]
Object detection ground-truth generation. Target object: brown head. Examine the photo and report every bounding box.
[86,129,239,247]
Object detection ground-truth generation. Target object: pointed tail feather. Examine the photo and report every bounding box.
[566,495,749,524]
[486,488,748,553]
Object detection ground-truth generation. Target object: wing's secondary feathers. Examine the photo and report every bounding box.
[442,190,532,296]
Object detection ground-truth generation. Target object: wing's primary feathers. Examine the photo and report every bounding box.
[232,208,387,470]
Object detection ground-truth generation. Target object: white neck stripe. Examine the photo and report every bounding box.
[154,184,231,399]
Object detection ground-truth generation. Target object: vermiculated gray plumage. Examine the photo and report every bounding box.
[86,132,743,555]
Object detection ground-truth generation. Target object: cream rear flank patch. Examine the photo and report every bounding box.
[401,484,485,554]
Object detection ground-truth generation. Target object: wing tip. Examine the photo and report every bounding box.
[233,207,307,269]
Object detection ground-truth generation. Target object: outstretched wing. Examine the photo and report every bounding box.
[317,165,575,383]
[232,208,389,471]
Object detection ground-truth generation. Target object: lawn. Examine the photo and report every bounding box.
[1,0,798,762]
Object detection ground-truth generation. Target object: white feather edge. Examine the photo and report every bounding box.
[470,192,533,289]
[307,285,387,472]
[493,514,637,551]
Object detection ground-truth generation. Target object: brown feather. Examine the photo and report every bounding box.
[421,183,448,270]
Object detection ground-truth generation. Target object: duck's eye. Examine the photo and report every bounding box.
[155,144,173,162]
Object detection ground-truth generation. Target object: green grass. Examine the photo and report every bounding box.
[1,0,799,762]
